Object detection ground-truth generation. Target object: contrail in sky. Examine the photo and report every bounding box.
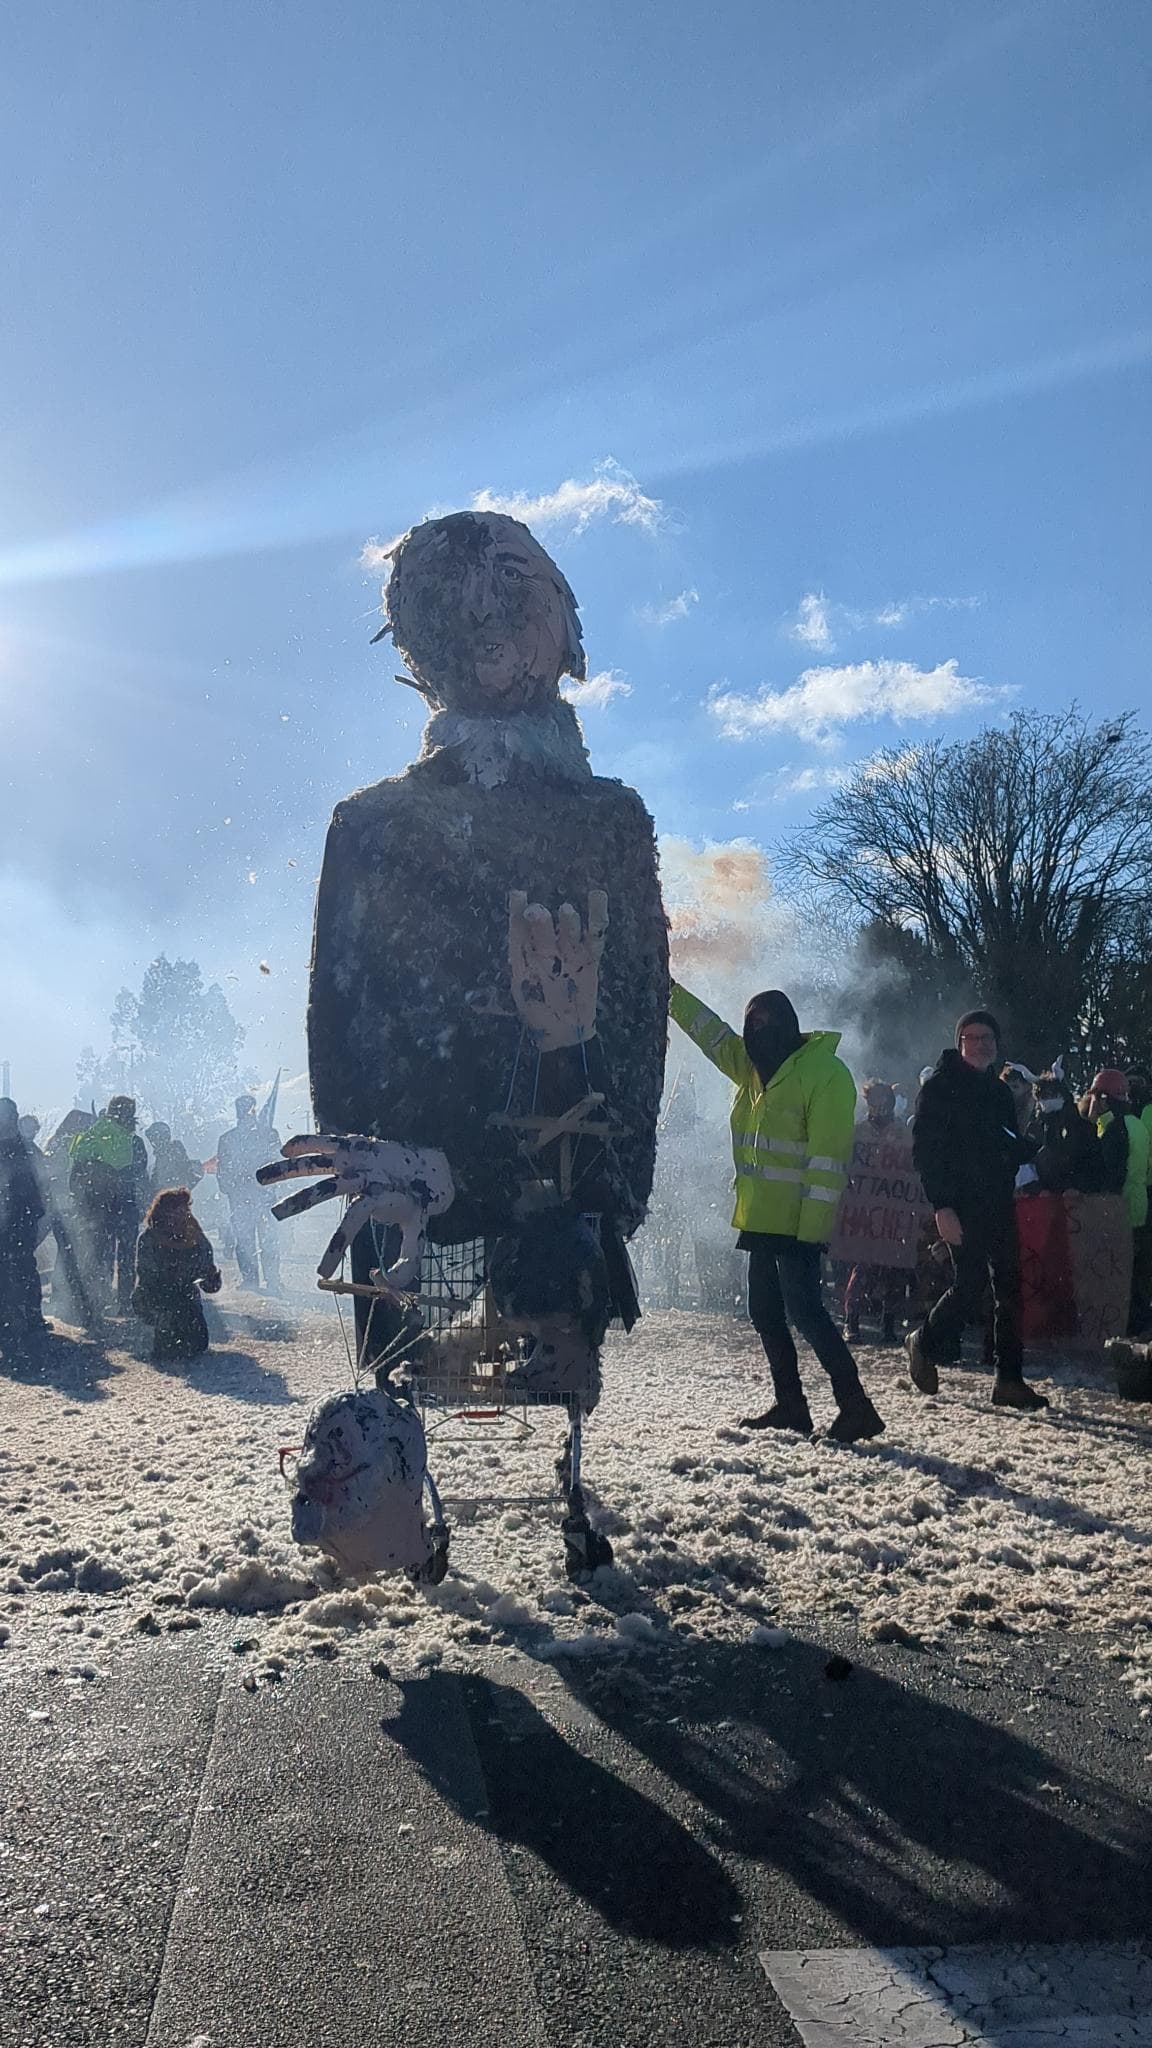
[655,328,1152,482]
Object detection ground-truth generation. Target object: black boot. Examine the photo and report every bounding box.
[826,1392,885,1442]
[992,1376,1050,1411]
[739,1400,814,1434]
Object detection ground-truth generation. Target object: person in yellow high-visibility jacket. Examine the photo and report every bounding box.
[669,981,884,1442]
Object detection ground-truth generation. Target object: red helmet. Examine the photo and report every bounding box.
[1090,1069,1128,1099]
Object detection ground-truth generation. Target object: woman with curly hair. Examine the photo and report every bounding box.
[132,1188,221,1362]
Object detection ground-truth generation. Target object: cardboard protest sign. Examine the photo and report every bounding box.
[831,1127,930,1270]
[1016,1189,1130,1352]
[1061,1190,1132,1349]
[1017,1192,1078,1341]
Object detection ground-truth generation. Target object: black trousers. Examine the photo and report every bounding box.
[746,1238,863,1409]
[0,1234,43,1348]
[75,1190,137,1309]
[920,1200,1024,1379]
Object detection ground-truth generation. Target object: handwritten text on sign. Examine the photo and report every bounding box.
[831,1129,930,1270]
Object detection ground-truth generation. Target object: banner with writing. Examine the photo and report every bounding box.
[831,1127,930,1271]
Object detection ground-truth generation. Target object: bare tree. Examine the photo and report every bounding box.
[785,710,1152,1069]
[1081,898,1152,1075]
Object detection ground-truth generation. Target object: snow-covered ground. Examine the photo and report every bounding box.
[1,1294,1149,1706]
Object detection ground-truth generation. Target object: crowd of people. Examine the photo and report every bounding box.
[669,981,1152,1435]
[4,993,1149,1432]
[0,1092,283,1366]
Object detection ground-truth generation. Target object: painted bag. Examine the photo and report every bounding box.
[290,1386,432,1576]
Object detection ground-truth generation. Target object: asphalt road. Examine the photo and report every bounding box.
[1,1626,1148,2047]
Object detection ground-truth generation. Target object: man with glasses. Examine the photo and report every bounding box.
[906,1010,1049,1410]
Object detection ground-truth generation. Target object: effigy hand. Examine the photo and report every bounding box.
[507,889,608,1053]
[256,1134,454,1288]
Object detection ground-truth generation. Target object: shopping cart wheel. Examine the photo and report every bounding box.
[562,1513,614,1579]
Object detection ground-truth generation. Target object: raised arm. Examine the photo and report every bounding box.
[669,981,754,1087]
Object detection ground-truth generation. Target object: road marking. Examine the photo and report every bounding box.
[760,1944,1152,2045]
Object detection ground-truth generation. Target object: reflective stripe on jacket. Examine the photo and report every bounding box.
[669,982,856,1243]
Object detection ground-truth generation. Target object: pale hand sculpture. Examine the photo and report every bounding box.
[507,890,609,1053]
[257,1134,454,1289]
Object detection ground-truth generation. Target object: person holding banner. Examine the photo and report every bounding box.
[907,1011,1049,1409]
[840,1081,916,1344]
[670,982,884,1442]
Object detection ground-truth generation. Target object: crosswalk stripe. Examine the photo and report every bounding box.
[760,1943,1152,2046]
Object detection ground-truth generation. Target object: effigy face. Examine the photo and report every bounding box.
[384,511,586,715]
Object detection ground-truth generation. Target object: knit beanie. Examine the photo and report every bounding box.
[954,1009,1001,1050]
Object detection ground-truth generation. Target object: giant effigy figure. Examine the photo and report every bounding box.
[307,509,668,1248]
[261,511,667,1579]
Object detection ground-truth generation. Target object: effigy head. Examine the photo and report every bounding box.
[381,511,586,714]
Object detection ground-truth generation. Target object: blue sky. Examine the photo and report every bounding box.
[1,0,1150,1110]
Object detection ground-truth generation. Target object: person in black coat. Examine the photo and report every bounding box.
[132,1188,222,1362]
[0,1098,46,1357]
[906,1011,1049,1409]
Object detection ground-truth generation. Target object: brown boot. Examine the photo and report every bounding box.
[905,1327,939,1395]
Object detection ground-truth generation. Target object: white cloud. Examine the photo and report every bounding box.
[470,458,664,536]
[637,587,699,627]
[847,594,980,631]
[858,743,923,782]
[358,459,665,576]
[562,667,633,710]
[775,763,853,795]
[785,590,980,646]
[709,658,1003,746]
[359,535,404,571]
[787,592,836,653]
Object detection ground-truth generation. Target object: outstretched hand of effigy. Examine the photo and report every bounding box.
[507,889,609,1053]
[256,1134,454,1288]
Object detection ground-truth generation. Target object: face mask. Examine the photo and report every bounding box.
[744,1025,794,1079]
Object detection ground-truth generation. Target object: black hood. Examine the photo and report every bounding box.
[743,990,803,1086]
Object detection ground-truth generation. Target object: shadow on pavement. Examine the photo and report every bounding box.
[557,1639,1152,1947]
[150,1346,298,1407]
[385,1671,742,1950]
[0,1326,121,1401]
[860,1437,1152,1549]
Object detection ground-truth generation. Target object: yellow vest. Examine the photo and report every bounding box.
[1098,1110,1150,1229]
[669,983,855,1242]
